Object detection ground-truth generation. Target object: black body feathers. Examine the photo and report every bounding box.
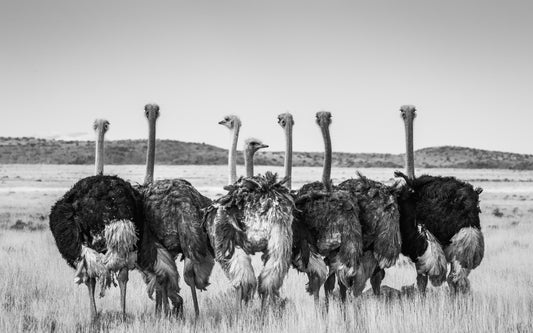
[49,175,144,268]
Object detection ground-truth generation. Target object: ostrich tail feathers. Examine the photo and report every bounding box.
[74,246,107,284]
[221,248,257,301]
[258,214,293,297]
[445,227,484,270]
[103,219,138,272]
[416,228,447,287]
[142,243,180,299]
[104,219,138,257]
[293,249,328,294]
[184,252,215,290]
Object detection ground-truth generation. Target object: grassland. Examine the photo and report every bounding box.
[1,165,532,332]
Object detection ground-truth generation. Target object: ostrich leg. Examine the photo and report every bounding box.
[323,273,335,309]
[161,282,170,316]
[190,284,199,318]
[417,274,428,294]
[370,268,385,296]
[117,267,128,320]
[86,278,97,320]
[155,290,162,315]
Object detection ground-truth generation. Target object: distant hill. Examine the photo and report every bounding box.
[1,137,533,170]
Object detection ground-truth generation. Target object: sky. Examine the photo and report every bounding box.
[1,0,532,154]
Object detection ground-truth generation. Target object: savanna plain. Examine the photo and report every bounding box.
[0,165,532,333]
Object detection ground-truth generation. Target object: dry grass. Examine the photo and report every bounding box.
[1,165,532,332]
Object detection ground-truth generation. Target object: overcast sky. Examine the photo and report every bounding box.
[1,0,532,154]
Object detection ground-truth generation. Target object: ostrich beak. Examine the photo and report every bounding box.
[218,120,225,125]
[258,144,269,149]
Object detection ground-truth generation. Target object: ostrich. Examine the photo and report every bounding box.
[139,104,215,317]
[276,113,329,301]
[395,105,484,293]
[49,119,143,320]
[293,111,363,303]
[205,137,294,307]
[218,115,242,184]
[333,174,401,297]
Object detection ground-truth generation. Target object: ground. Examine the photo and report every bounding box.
[0,165,532,332]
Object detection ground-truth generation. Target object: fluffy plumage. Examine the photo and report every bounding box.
[294,181,362,288]
[205,172,294,299]
[139,178,215,291]
[50,175,144,273]
[339,173,401,269]
[395,171,484,291]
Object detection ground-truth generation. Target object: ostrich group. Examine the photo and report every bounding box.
[49,104,484,320]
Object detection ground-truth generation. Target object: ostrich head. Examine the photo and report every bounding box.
[277,113,294,129]
[315,111,332,128]
[219,115,241,130]
[144,103,160,121]
[400,105,416,121]
[244,138,268,154]
[93,119,109,134]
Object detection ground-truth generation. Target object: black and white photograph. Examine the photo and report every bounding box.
[1,1,532,332]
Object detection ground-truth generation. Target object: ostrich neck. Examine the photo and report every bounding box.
[320,123,332,192]
[95,129,105,175]
[404,118,415,180]
[144,117,156,185]
[245,149,254,178]
[284,124,293,189]
[228,125,240,184]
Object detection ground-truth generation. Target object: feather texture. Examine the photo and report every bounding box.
[49,175,144,272]
[295,181,362,275]
[205,172,294,299]
[140,178,214,290]
[339,173,401,269]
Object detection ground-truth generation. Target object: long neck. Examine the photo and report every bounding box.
[245,149,254,178]
[320,124,332,191]
[228,125,240,184]
[144,117,156,185]
[283,123,293,189]
[404,117,415,180]
[95,129,105,175]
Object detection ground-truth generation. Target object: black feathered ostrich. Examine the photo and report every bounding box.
[276,113,329,303]
[205,129,294,307]
[49,119,143,320]
[332,148,402,296]
[138,104,215,317]
[293,112,363,303]
[395,105,484,293]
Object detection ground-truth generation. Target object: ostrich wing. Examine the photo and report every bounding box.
[295,182,362,270]
[408,175,482,245]
[50,175,143,268]
[142,179,212,261]
[339,174,401,269]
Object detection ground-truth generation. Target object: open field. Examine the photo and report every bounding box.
[1,165,532,332]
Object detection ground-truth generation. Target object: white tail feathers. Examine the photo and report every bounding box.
[103,219,138,272]
[74,245,107,284]
[258,218,293,297]
[445,227,484,270]
[417,228,447,287]
[225,248,257,300]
